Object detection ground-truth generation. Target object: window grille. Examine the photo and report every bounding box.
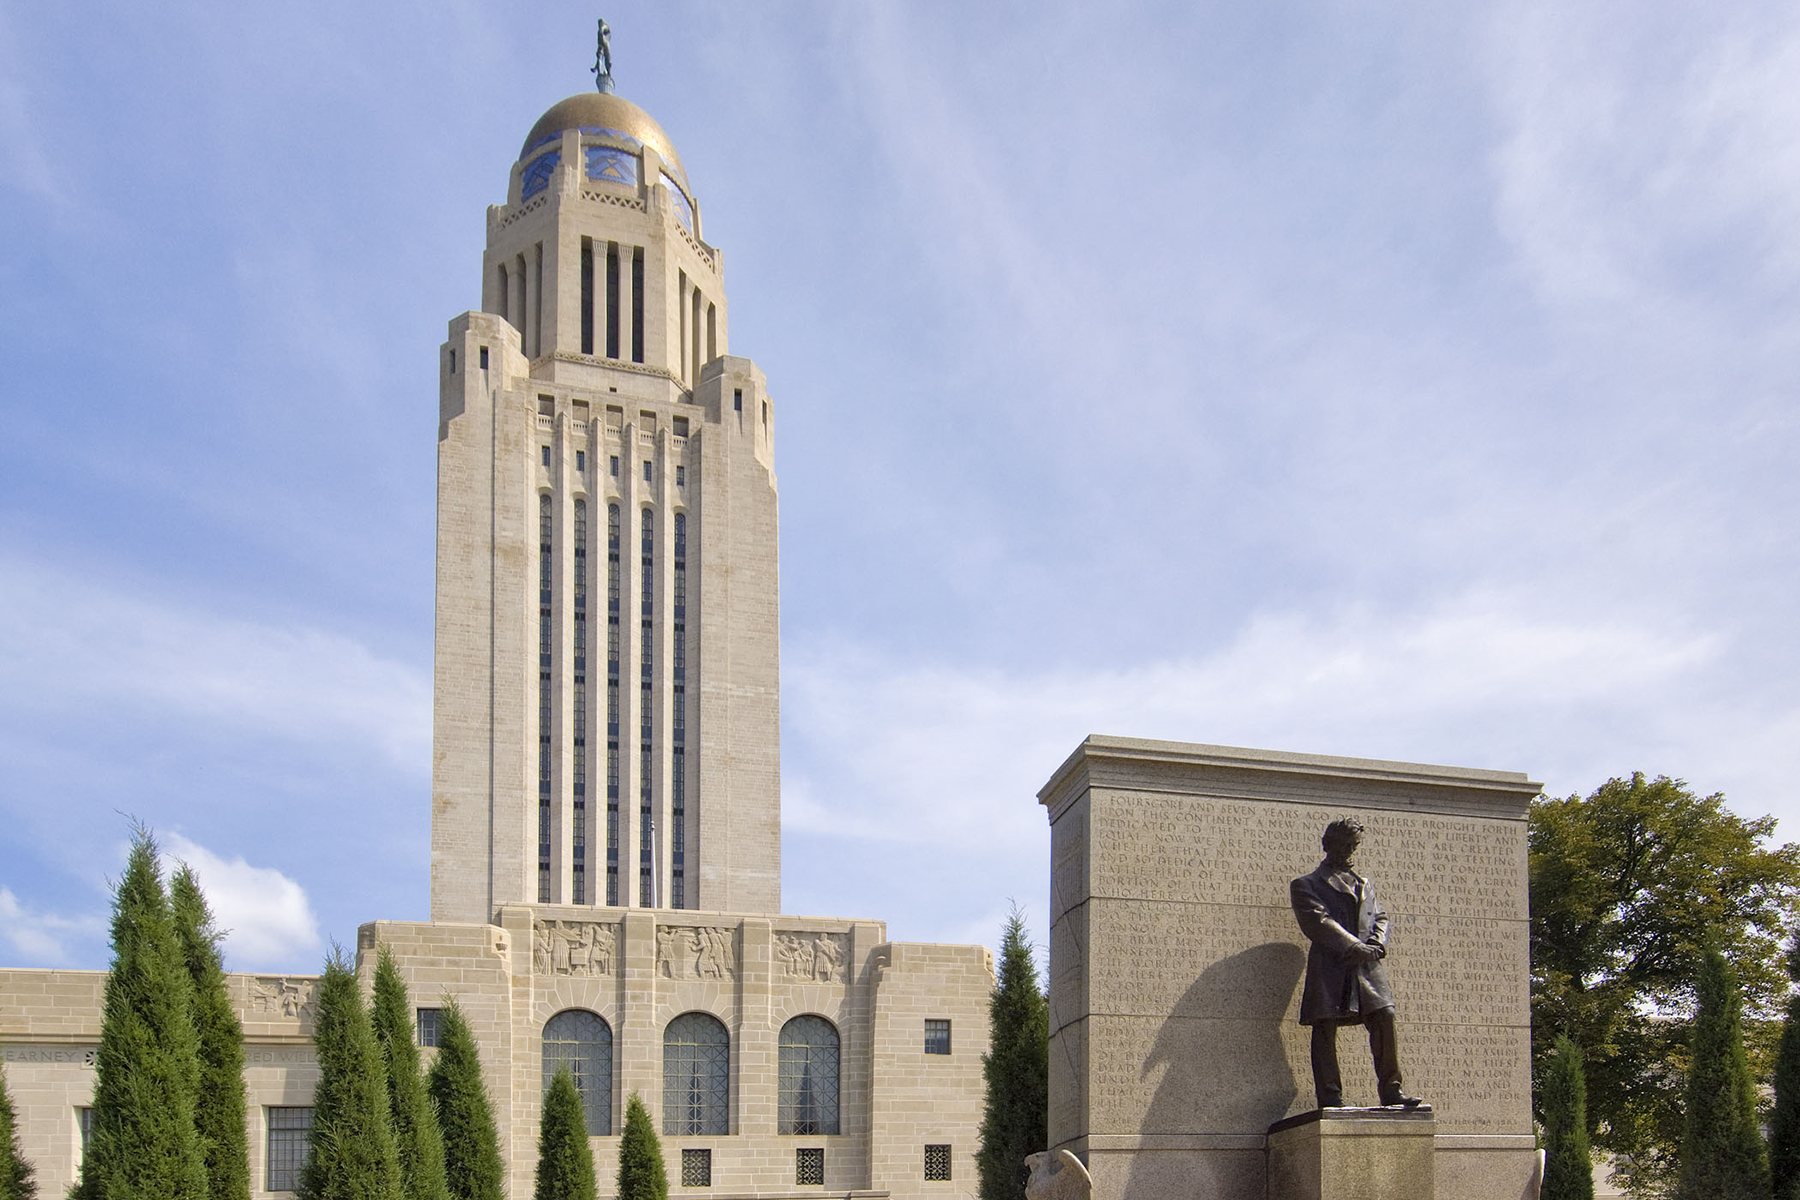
[681,1148,711,1187]
[796,1147,825,1186]
[924,1144,952,1182]
[664,1012,729,1135]
[416,1007,441,1048]
[778,1016,840,1135]
[266,1107,314,1192]
[543,1009,613,1135]
[924,1019,951,1055]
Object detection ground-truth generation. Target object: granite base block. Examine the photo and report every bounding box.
[1266,1108,1436,1200]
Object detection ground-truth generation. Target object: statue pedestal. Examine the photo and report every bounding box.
[1266,1107,1436,1200]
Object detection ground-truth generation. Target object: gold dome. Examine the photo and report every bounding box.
[521,92,689,193]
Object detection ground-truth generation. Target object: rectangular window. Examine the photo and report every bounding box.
[77,1107,93,1161]
[542,445,551,467]
[576,450,586,473]
[643,461,652,483]
[449,349,456,374]
[580,236,595,356]
[267,1107,314,1192]
[681,1149,712,1187]
[924,1145,952,1182]
[610,455,620,477]
[539,394,554,415]
[676,465,685,488]
[674,416,689,437]
[797,1147,825,1186]
[763,400,770,426]
[924,1019,951,1055]
[479,346,489,370]
[631,247,645,363]
[733,388,742,412]
[416,1007,441,1048]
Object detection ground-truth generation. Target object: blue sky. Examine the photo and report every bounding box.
[3,1,1798,972]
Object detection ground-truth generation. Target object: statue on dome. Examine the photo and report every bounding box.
[593,18,615,93]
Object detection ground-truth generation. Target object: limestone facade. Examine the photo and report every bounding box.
[0,912,991,1200]
[1040,735,1543,1200]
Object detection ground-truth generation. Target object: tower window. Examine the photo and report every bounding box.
[763,400,770,426]
[610,456,619,478]
[449,349,456,374]
[576,450,586,473]
[676,465,685,488]
[479,346,489,370]
[542,446,551,468]
[733,388,742,412]
[643,461,652,483]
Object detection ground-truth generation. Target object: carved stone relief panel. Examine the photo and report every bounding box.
[247,977,318,1022]
[773,931,850,982]
[656,925,737,980]
[533,920,619,977]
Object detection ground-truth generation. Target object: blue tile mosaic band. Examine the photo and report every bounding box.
[580,126,644,150]
[521,151,560,200]
[661,174,694,232]
[586,146,638,187]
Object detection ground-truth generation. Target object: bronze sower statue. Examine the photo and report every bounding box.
[1290,817,1422,1109]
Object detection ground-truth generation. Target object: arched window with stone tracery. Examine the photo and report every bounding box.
[542,1009,613,1135]
[778,1015,840,1135]
[663,1011,730,1135]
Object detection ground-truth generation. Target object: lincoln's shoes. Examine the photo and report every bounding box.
[1316,1094,1343,1110]
[1379,1089,1423,1108]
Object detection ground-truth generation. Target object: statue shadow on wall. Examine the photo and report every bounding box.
[1123,942,1306,1197]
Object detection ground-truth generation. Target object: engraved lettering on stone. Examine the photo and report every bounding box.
[249,977,318,1020]
[3,1045,98,1066]
[533,920,618,977]
[656,925,737,980]
[773,931,849,982]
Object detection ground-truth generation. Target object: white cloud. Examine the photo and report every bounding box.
[161,833,321,971]
[785,590,1741,850]
[0,887,104,964]
[0,551,429,769]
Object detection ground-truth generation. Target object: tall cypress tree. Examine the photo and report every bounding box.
[427,999,505,1200]
[1674,946,1769,1200]
[614,1093,667,1200]
[73,825,207,1200]
[170,863,251,1200]
[535,1066,597,1200]
[0,1060,36,1200]
[976,908,1049,1200]
[371,948,450,1200]
[1539,1035,1593,1200]
[299,948,403,1200]
[1772,938,1800,1200]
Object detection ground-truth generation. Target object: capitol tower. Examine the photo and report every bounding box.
[431,58,781,922]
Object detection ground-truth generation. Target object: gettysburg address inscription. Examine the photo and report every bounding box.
[1040,736,1541,1200]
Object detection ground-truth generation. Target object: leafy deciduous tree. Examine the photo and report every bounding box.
[73,825,207,1200]
[1529,773,1800,1195]
[299,948,403,1200]
[1539,1035,1593,1200]
[535,1066,597,1200]
[371,948,450,1200]
[615,1093,667,1200]
[976,907,1049,1200]
[171,862,251,1200]
[427,999,505,1200]
[1673,947,1768,1200]
[0,1060,37,1200]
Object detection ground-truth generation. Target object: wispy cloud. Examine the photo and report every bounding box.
[0,551,430,770]
[0,887,105,964]
[162,833,321,971]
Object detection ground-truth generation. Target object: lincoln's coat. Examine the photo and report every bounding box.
[1290,860,1396,1024]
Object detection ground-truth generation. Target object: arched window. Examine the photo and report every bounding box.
[663,1012,729,1135]
[543,1010,613,1135]
[779,1016,840,1135]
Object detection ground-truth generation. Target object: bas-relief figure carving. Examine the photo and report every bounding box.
[1289,817,1422,1109]
[248,977,317,1021]
[657,925,737,980]
[534,920,618,977]
[774,931,848,982]
[1024,1149,1091,1200]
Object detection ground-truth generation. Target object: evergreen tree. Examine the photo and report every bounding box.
[73,825,207,1200]
[1539,1035,1593,1200]
[0,1060,37,1200]
[427,999,505,1200]
[299,948,403,1200]
[1674,946,1769,1200]
[976,907,1049,1200]
[371,948,450,1200]
[1772,938,1800,1200]
[171,862,251,1200]
[535,1067,597,1200]
[615,1093,667,1200]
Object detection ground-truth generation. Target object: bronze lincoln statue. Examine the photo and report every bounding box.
[1289,817,1422,1109]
